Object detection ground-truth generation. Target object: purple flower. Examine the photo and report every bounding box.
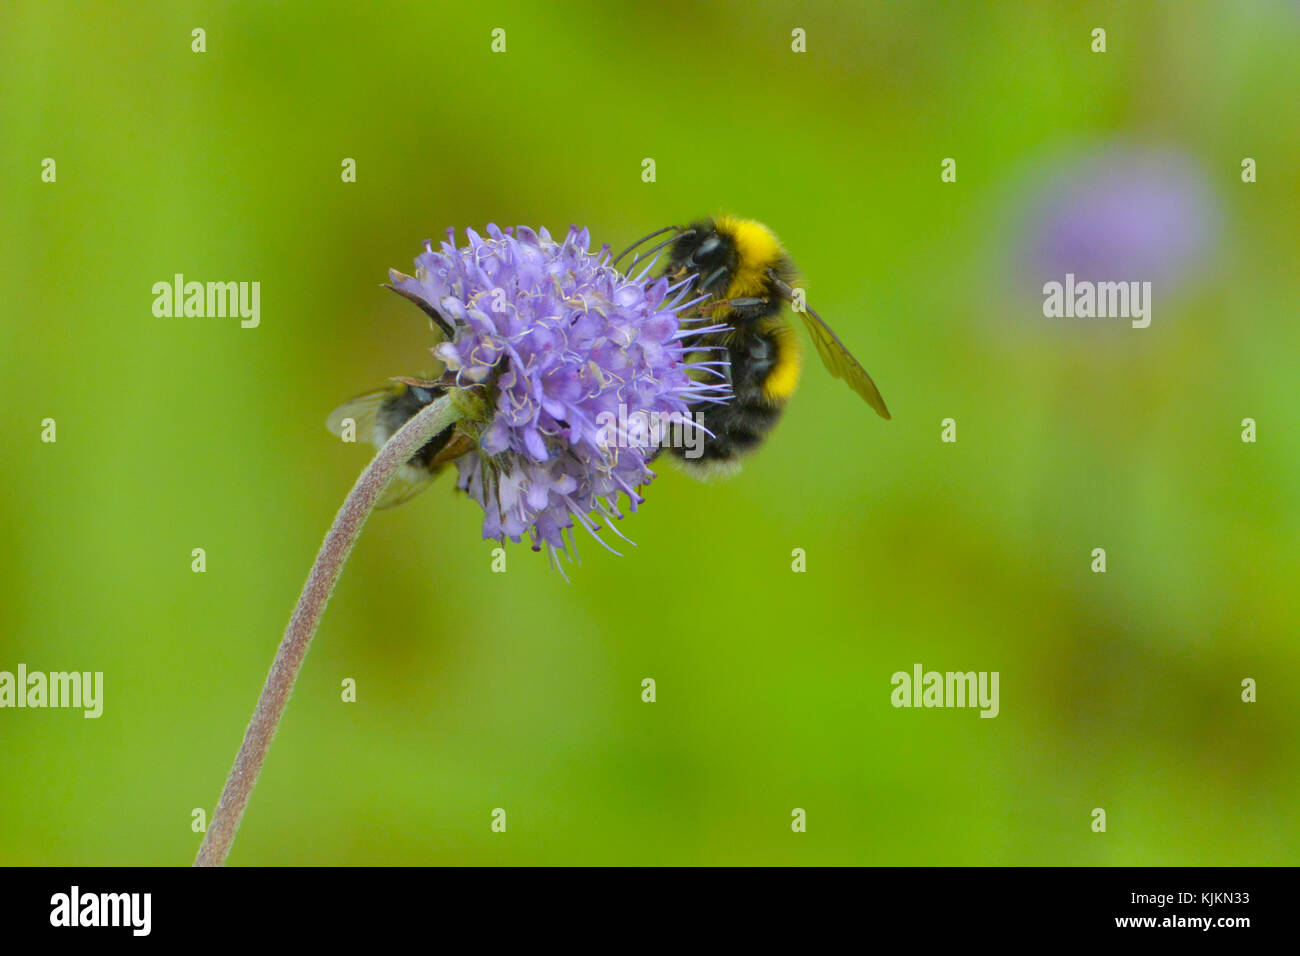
[1019,146,1219,292]
[388,225,725,563]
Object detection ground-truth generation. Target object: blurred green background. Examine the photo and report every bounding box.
[2,0,1297,866]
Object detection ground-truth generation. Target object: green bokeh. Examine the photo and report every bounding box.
[1,0,1296,865]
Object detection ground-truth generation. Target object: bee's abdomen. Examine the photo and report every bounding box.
[676,396,784,465]
[671,325,795,467]
[378,384,455,469]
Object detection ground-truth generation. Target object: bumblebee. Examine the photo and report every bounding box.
[326,377,474,507]
[615,214,890,473]
[326,279,474,507]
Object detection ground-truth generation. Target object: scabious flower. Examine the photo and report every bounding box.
[387,224,725,564]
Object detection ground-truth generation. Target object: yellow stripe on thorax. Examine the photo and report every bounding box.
[715,215,784,299]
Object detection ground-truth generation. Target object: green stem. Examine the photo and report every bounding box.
[194,393,464,866]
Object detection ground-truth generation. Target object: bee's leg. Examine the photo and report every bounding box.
[699,266,729,293]
[701,297,771,321]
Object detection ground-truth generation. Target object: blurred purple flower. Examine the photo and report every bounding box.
[1020,146,1219,291]
[389,224,725,562]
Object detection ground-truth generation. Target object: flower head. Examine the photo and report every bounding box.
[388,224,725,563]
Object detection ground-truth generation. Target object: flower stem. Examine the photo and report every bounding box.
[194,393,464,867]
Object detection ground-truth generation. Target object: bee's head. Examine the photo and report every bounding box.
[667,220,738,296]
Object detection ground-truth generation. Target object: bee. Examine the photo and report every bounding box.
[614,214,890,474]
[326,282,472,508]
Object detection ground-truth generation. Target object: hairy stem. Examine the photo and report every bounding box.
[194,394,464,867]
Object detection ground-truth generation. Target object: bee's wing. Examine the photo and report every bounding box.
[327,386,448,509]
[768,274,890,420]
[375,468,436,509]
[797,309,891,419]
[326,389,389,443]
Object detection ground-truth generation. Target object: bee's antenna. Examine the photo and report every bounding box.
[625,231,695,274]
[611,225,686,268]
